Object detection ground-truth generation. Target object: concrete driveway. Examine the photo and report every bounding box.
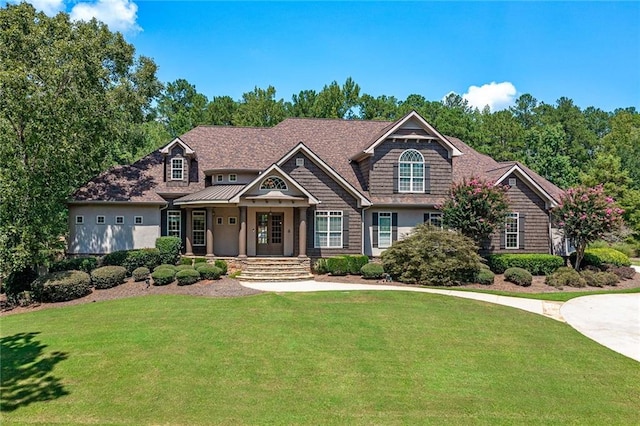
[561,293,640,362]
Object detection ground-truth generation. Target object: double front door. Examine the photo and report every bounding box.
[256,212,284,256]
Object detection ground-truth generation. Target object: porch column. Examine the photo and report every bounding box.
[238,206,247,258]
[298,206,308,258]
[185,208,193,256]
[206,207,214,258]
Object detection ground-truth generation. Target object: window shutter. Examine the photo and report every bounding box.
[424,164,431,194]
[500,228,506,250]
[392,213,398,242]
[342,211,350,249]
[372,212,379,248]
[424,213,429,223]
[393,164,399,193]
[519,214,526,250]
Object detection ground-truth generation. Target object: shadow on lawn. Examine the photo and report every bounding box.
[0,332,69,412]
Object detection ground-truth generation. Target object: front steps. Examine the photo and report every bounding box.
[237,257,314,282]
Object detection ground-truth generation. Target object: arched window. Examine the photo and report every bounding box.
[260,176,288,191]
[398,149,424,192]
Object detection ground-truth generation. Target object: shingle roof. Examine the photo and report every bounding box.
[71,116,562,206]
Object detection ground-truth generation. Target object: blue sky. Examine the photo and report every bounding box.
[9,1,640,111]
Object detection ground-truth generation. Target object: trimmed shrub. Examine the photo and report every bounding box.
[31,271,92,302]
[344,255,369,275]
[176,269,201,286]
[3,267,38,299]
[605,265,636,280]
[361,263,385,279]
[476,269,495,285]
[194,257,208,264]
[486,254,564,275]
[180,257,194,265]
[154,264,177,272]
[214,259,228,275]
[479,262,491,270]
[326,256,349,276]
[121,248,161,273]
[91,266,127,289]
[176,264,195,271]
[102,250,129,267]
[570,248,631,269]
[590,241,637,258]
[546,267,586,288]
[381,224,482,286]
[132,267,150,282]
[196,265,222,280]
[596,272,620,286]
[49,257,98,273]
[313,258,329,275]
[151,268,175,286]
[156,236,182,265]
[504,267,532,287]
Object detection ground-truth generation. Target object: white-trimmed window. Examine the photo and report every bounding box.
[260,176,288,190]
[192,211,205,246]
[168,211,181,238]
[75,215,84,225]
[228,174,237,182]
[505,213,519,249]
[216,216,223,225]
[134,216,143,225]
[216,174,223,183]
[171,158,184,180]
[296,158,305,167]
[115,216,124,225]
[96,215,105,225]
[228,217,237,225]
[315,211,342,248]
[378,212,392,248]
[508,178,517,187]
[398,149,424,193]
[427,212,443,229]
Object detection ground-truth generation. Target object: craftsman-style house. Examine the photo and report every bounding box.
[68,111,565,262]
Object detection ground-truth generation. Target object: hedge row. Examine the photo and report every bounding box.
[570,248,631,269]
[486,254,564,275]
[31,271,92,303]
[49,257,98,273]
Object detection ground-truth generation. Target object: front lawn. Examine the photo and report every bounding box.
[2,292,639,424]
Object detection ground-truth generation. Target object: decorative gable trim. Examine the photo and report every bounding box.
[495,164,558,208]
[159,137,196,157]
[230,163,320,205]
[276,142,372,207]
[357,111,463,160]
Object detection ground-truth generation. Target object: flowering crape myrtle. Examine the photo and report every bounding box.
[441,177,510,248]
[555,185,624,270]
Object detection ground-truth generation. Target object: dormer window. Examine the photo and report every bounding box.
[398,149,424,193]
[171,158,184,180]
[260,176,288,191]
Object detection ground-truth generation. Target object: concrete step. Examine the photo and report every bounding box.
[238,274,314,282]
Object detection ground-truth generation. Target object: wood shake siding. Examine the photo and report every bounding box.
[281,154,362,257]
[488,174,551,253]
[369,139,452,196]
[357,158,370,191]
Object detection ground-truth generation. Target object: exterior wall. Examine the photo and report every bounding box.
[487,173,551,254]
[369,138,452,197]
[213,207,240,256]
[68,204,161,255]
[207,171,259,186]
[280,153,362,257]
[364,208,439,257]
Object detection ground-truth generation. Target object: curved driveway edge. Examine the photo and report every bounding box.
[240,280,564,321]
[561,294,640,362]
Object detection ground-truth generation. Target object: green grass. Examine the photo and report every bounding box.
[434,285,640,302]
[2,292,639,425]
[631,258,640,266]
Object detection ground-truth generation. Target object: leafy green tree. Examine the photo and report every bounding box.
[476,109,524,161]
[313,77,361,119]
[206,95,237,125]
[602,110,640,189]
[157,79,209,136]
[232,85,286,127]
[554,185,624,270]
[441,177,510,248]
[358,94,399,120]
[0,3,161,275]
[510,94,539,130]
[286,90,318,118]
[523,124,578,188]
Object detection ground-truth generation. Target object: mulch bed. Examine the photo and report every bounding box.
[2,271,639,317]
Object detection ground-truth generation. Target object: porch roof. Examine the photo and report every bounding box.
[173,185,245,205]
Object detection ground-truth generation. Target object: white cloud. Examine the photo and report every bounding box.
[70,0,141,34]
[10,0,65,16]
[462,82,517,112]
